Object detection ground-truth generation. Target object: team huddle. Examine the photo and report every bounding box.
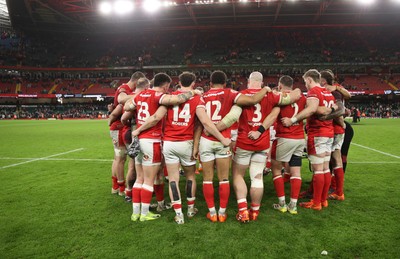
[108,69,352,224]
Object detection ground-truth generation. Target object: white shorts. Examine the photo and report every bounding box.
[332,134,345,151]
[231,129,238,142]
[135,139,162,166]
[163,140,196,167]
[110,130,127,156]
[199,136,232,163]
[271,138,305,162]
[233,147,268,166]
[307,136,333,156]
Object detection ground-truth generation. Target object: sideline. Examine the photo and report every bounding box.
[351,142,400,159]
[0,148,85,169]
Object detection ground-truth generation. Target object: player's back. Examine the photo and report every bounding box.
[276,92,306,139]
[202,88,239,141]
[307,86,334,137]
[236,89,280,151]
[164,90,204,141]
[134,89,165,139]
[110,83,132,130]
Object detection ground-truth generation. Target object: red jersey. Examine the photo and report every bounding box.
[276,92,306,139]
[201,88,240,141]
[133,89,165,140]
[306,86,334,138]
[331,90,345,135]
[110,83,133,130]
[236,89,281,151]
[163,90,205,141]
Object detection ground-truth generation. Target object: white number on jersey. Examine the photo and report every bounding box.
[205,100,222,121]
[291,103,299,117]
[137,101,150,121]
[173,103,191,123]
[252,104,262,122]
[323,100,335,108]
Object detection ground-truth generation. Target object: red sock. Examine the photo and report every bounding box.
[203,181,215,209]
[172,200,182,214]
[308,175,314,193]
[330,175,337,191]
[141,184,153,204]
[219,181,230,210]
[312,173,324,204]
[118,180,125,192]
[334,167,345,196]
[112,176,118,190]
[321,171,331,203]
[132,183,142,204]
[251,203,260,211]
[237,198,247,211]
[273,175,285,198]
[125,189,132,198]
[290,177,302,199]
[154,183,164,202]
[163,167,168,177]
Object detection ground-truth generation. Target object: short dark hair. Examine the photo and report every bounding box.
[179,72,196,87]
[210,71,227,85]
[279,75,293,88]
[303,69,321,83]
[320,70,334,85]
[153,73,172,87]
[131,71,145,81]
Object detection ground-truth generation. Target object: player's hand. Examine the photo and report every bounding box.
[121,118,130,126]
[344,108,351,117]
[248,130,261,140]
[281,117,293,127]
[203,129,211,136]
[193,89,203,96]
[192,147,199,160]
[332,103,338,111]
[221,138,231,147]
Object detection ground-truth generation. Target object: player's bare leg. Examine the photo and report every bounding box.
[216,157,230,222]
[233,162,249,223]
[114,149,127,196]
[166,163,184,224]
[183,164,197,218]
[202,160,217,222]
[140,165,161,221]
[125,158,136,202]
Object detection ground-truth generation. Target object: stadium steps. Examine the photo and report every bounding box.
[48,84,59,94]
[384,80,399,90]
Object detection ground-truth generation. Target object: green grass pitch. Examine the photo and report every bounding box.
[0,119,399,258]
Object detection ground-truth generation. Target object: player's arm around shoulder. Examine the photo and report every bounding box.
[277,88,301,106]
[235,87,271,106]
[160,89,202,106]
[217,105,242,131]
[132,105,168,137]
[109,104,123,126]
[281,97,318,127]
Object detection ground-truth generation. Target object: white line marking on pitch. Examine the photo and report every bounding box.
[0,148,85,169]
[0,157,112,162]
[351,143,400,159]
